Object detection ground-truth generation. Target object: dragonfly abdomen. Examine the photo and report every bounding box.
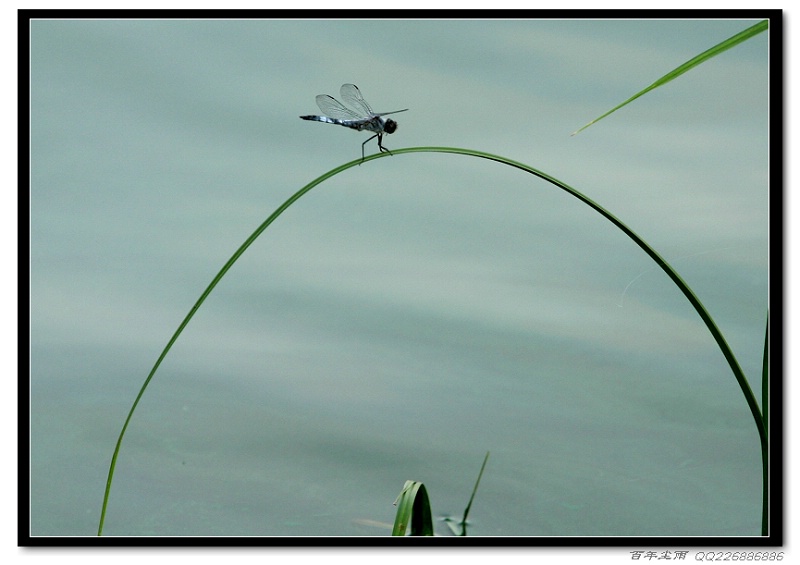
[300,115,384,133]
[300,115,340,125]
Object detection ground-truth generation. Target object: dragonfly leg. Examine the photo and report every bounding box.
[361,134,378,162]
[376,133,392,154]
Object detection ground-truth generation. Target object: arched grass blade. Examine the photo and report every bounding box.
[99,146,766,536]
[571,19,768,136]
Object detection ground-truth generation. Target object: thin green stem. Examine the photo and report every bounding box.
[761,312,769,535]
[459,451,490,536]
[762,312,769,437]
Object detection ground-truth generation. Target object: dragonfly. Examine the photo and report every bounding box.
[300,83,409,161]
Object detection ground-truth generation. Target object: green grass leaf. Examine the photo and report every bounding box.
[392,480,434,536]
[571,19,768,136]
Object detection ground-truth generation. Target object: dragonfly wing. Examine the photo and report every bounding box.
[315,94,363,121]
[340,84,375,117]
[374,108,410,117]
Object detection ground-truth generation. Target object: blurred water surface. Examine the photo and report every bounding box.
[29,17,768,537]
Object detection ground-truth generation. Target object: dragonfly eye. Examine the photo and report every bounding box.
[384,120,398,134]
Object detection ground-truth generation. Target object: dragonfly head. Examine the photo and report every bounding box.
[384,119,399,134]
